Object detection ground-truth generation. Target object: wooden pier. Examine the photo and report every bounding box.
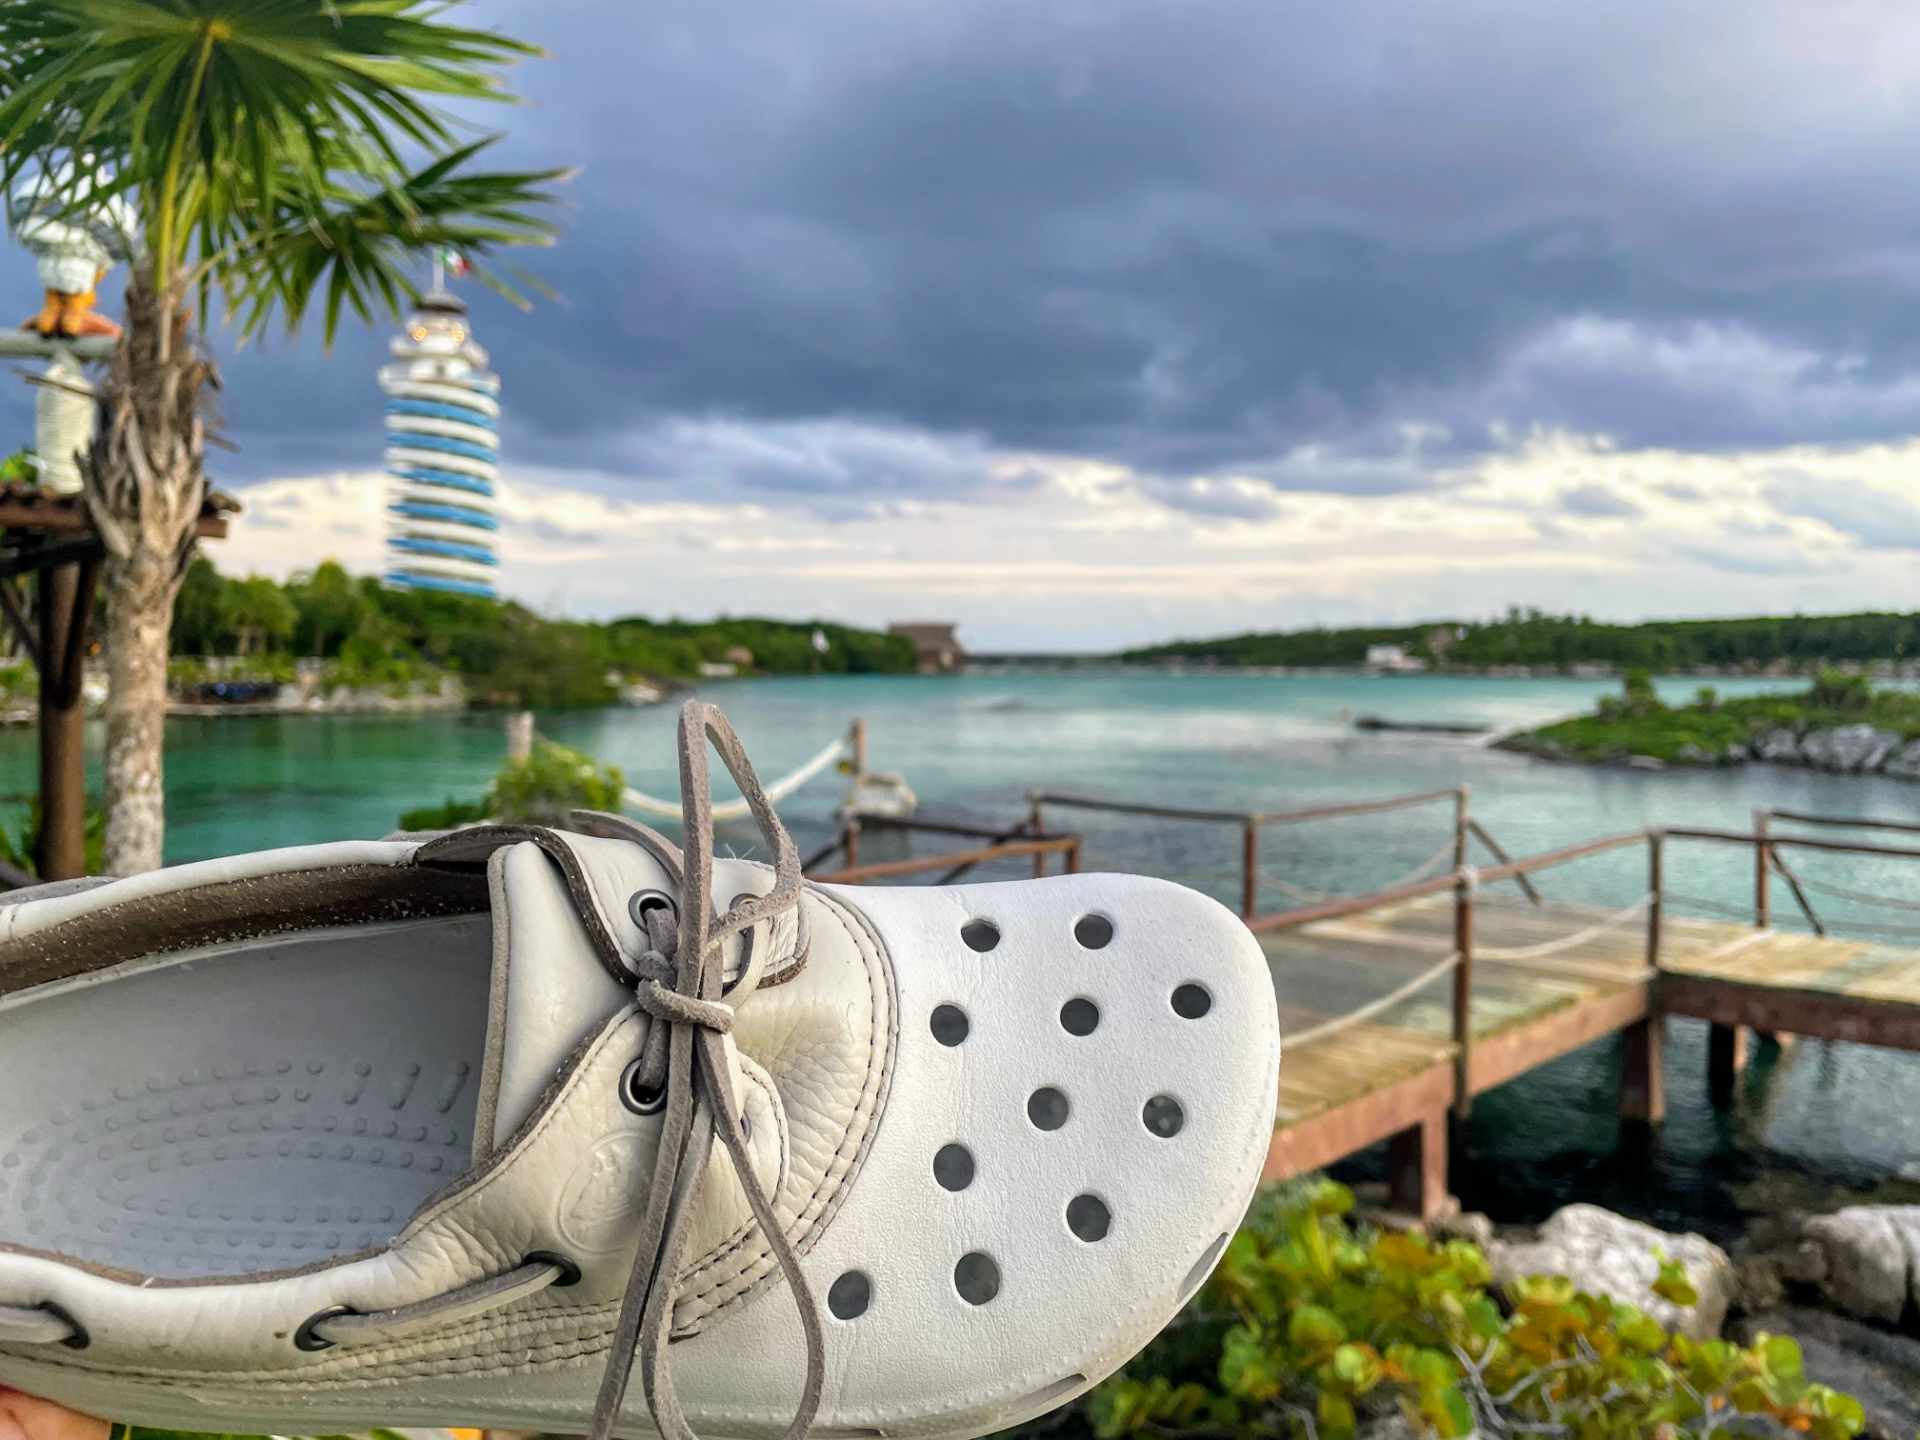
[813,777,1920,1221]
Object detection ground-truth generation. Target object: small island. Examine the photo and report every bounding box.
[1501,670,1920,777]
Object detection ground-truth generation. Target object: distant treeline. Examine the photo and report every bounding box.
[169,557,916,707]
[1121,607,1920,672]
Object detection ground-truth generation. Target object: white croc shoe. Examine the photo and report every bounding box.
[0,702,1280,1440]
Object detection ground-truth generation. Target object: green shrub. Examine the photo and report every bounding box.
[1089,1180,1863,1439]
[1809,668,1872,714]
[1694,685,1718,711]
[487,740,625,825]
[1620,667,1663,716]
[396,796,491,832]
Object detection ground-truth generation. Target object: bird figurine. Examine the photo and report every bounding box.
[8,160,134,340]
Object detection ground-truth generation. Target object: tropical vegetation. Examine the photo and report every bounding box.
[173,556,917,707]
[1125,607,1920,673]
[1505,669,1920,765]
[0,0,566,873]
[1077,1179,1864,1439]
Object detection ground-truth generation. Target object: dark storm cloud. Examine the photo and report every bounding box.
[9,0,1920,507]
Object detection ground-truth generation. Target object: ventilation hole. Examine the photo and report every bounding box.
[1142,1094,1185,1138]
[1060,997,1100,1036]
[1027,1086,1070,1131]
[826,1269,871,1320]
[933,1142,975,1192]
[930,1004,969,1046]
[1066,1193,1111,1242]
[961,919,1001,953]
[1171,983,1213,1019]
[1179,1233,1231,1302]
[1073,913,1114,949]
[955,1251,1001,1305]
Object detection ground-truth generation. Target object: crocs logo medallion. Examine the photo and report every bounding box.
[559,1132,651,1252]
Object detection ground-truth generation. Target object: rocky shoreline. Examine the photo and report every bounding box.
[1356,1195,1920,1438]
[1506,721,1920,778]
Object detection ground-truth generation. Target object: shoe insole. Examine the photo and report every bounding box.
[0,915,491,1279]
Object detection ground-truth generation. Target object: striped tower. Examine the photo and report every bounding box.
[380,281,501,598]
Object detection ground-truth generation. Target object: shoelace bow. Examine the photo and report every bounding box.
[574,699,825,1440]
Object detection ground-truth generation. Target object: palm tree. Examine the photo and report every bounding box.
[0,0,563,872]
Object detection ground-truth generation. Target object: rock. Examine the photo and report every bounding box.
[1626,754,1665,769]
[1803,1206,1920,1322]
[1675,743,1714,765]
[1799,724,1901,772]
[1434,1211,1496,1250]
[1756,727,1802,762]
[1730,1307,1920,1440]
[1489,1203,1733,1339]
[1721,742,1750,763]
[1885,739,1920,781]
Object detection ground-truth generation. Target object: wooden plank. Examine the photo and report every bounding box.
[1466,981,1652,1095]
[1661,974,1920,1050]
[1264,1060,1454,1181]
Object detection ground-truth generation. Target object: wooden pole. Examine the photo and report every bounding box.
[1753,807,1771,928]
[1451,870,1474,1120]
[1387,1112,1449,1221]
[1242,817,1260,919]
[850,717,868,780]
[1453,784,1469,869]
[842,816,860,870]
[35,559,89,880]
[505,710,533,764]
[1622,831,1666,1125]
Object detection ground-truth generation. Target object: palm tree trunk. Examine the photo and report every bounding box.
[88,269,212,875]
[102,551,175,872]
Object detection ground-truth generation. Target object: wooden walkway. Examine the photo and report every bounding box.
[1257,882,1920,1215]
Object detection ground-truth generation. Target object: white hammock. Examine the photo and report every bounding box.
[619,732,850,823]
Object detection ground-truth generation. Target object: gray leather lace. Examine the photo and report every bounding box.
[575,698,825,1440]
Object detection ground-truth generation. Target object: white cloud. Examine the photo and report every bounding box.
[216,427,1920,651]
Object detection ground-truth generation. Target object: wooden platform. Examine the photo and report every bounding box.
[1663,926,1920,1050]
[1255,894,1769,1214]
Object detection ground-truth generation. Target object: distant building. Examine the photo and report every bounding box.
[1365,643,1427,673]
[889,622,966,674]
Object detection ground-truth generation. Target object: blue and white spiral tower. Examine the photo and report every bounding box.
[380,277,501,597]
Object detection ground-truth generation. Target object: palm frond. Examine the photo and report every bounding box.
[0,0,560,331]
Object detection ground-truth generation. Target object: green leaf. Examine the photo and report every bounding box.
[1287,1304,1347,1352]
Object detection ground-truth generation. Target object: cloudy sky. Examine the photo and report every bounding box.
[11,0,1920,650]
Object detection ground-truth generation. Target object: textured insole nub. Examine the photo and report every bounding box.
[0,915,491,1279]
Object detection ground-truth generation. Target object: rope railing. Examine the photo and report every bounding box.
[1472,893,1654,962]
[613,732,849,823]
[1283,951,1463,1050]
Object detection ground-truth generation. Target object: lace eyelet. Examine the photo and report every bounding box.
[293,1303,357,1352]
[628,889,677,931]
[525,1250,583,1288]
[620,1057,668,1115]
